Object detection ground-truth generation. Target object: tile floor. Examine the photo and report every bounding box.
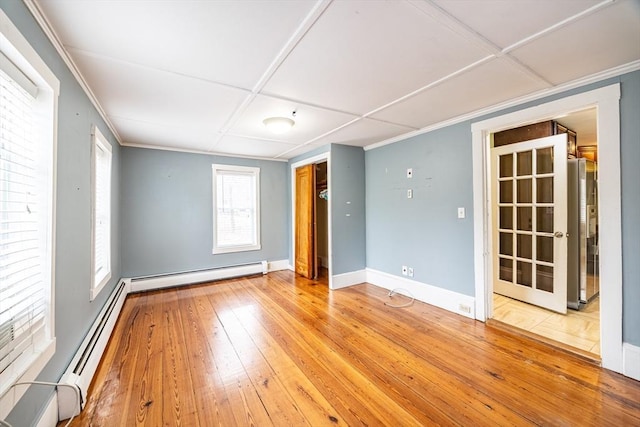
[492,293,600,355]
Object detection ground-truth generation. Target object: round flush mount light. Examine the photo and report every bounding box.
[263,112,296,134]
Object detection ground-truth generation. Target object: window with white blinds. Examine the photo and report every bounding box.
[0,13,57,409]
[212,164,261,254]
[91,126,112,299]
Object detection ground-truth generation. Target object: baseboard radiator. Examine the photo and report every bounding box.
[58,279,129,421]
[129,261,268,293]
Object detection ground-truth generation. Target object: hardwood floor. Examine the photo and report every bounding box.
[65,271,640,426]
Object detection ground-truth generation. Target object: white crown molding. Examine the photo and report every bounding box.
[365,60,640,152]
[120,141,289,162]
[22,0,123,144]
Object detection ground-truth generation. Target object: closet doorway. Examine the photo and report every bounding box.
[291,153,331,284]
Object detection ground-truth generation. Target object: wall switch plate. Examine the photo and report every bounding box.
[408,267,414,277]
[457,207,465,218]
[407,168,413,178]
[402,265,408,276]
[407,189,413,199]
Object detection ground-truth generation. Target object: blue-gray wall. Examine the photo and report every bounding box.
[2,1,122,425]
[287,144,366,276]
[365,70,640,346]
[365,126,475,295]
[121,147,288,277]
[330,144,366,275]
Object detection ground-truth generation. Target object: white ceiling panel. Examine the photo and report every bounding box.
[371,58,549,129]
[433,0,602,49]
[111,117,218,152]
[263,0,490,115]
[214,135,298,159]
[311,118,416,147]
[70,52,248,136]
[273,142,327,160]
[509,0,640,85]
[32,0,639,160]
[37,0,317,88]
[229,94,358,144]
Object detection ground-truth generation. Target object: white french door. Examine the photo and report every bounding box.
[491,134,568,313]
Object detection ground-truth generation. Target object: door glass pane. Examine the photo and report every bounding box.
[537,236,553,263]
[517,234,532,259]
[500,232,513,256]
[537,147,553,174]
[499,154,513,178]
[537,177,553,203]
[500,180,513,203]
[537,265,554,292]
[500,207,513,229]
[517,178,532,203]
[517,151,532,176]
[517,207,532,231]
[499,258,513,282]
[537,207,553,233]
[516,261,532,287]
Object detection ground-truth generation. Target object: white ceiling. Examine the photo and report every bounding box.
[34,0,640,160]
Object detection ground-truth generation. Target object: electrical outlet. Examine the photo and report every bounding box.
[402,265,408,276]
[408,267,414,277]
[459,303,471,314]
[407,189,413,199]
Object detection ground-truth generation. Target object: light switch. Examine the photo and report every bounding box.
[458,207,465,219]
[407,168,413,178]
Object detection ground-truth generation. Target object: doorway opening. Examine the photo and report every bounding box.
[488,111,601,357]
[471,84,623,373]
[291,153,332,287]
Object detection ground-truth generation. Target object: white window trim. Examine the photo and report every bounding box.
[212,164,261,254]
[0,9,59,419]
[90,125,112,301]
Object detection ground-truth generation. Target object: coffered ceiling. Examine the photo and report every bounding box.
[32,0,640,160]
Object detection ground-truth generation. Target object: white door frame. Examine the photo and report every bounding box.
[290,152,333,288]
[471,84,623,373]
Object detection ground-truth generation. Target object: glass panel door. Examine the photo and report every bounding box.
[492,134,568,313]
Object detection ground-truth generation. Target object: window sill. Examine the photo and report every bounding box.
[212,244,261,255]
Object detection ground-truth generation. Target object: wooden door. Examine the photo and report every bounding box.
[491,134,568,313]
[295,164,316,278]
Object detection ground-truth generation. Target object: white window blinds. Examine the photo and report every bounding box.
[212,165,261,254]
[0,64,46,380]
[92,127,111,299]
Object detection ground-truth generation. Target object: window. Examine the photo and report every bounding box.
[91,126,112,299]
[212,164,260,254]
[0,9,59,416]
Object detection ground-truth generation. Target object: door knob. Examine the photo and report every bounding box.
[554,231,564,238]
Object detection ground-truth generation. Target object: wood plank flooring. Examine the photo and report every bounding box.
[64,271,640,426]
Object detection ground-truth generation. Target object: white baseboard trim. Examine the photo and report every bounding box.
[35,393,57,427]
[130,262,267,293]
[623,342,640,381]
[266,259,290,272]
[331,269,367,290]
[365,268,476,319]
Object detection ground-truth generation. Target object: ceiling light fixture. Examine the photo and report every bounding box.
[263,111,296,134]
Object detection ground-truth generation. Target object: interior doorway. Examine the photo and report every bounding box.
[488,113,601,356]
[471,84,623,373]
[291,153,331,285]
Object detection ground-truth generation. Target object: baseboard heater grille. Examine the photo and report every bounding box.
[129,261,268,293]
[58,280,128,421]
